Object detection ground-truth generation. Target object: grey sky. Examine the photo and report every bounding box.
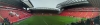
[30,0,66,8]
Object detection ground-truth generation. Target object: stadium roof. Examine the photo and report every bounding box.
[21,0,34,8]
[56,0,89,8]
[30,7,60,11]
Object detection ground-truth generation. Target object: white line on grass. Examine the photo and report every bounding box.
[41,17,48,25]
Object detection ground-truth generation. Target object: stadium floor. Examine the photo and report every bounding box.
[13,16,87,25]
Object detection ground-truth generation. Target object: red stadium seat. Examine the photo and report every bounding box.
[0,8,32,23]
[60,7,99,18]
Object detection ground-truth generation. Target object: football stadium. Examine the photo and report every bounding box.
[0,0,100,25]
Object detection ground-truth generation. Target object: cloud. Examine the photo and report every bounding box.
[30,0,66,8]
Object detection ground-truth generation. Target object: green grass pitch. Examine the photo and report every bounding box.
[13,16,87,25]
